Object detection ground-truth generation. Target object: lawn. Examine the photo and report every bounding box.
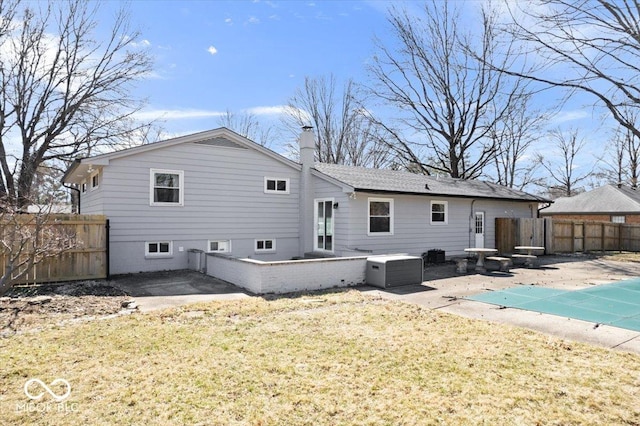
[1,290,639,425]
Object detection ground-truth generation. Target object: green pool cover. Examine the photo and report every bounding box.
[467,278,640,332]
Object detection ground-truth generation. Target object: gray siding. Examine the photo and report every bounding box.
[344,192,534,258]
[87,142,301,274]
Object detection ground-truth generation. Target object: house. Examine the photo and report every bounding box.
[62,127,547,275]
[539,184,640,224]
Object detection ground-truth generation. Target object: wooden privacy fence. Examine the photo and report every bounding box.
[495,218,552,254]
[0,214,108,285]
[496,217,640,254]
[551,220,640,253]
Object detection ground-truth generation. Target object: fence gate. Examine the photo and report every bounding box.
[495,217,551,254]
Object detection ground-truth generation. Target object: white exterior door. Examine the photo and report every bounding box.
[314,198,334,252]
[474,212,485,248]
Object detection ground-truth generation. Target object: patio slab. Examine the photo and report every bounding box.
[110,270,251,312]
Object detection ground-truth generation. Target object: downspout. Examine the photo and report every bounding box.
[62,183,81,214]
[538,202,552,218]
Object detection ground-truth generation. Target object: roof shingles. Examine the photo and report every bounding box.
[313,163,547,202]
[543,185,640,214]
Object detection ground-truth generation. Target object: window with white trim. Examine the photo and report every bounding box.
[145,241,172,257]
[430,200,448,224]
[612,215,626,223]
[255,239,276,252]
[264,177,289,194]
[368,198,394,235]
[150,169,184,206]
[208,240,231,253]
[81,181,87,193]
[91,172,100,189]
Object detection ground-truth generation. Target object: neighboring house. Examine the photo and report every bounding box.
[62,127,547,275]
[540,184,640,224]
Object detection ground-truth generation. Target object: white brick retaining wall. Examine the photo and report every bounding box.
[205,253,368,294]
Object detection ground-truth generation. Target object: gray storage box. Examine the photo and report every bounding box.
[366,255,423,288]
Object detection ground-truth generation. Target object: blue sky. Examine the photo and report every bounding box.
[108,1,390,141]
[94,0,608,189]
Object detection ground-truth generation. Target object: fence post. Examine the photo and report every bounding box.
[106,219,110,280]
[619,223,623,252]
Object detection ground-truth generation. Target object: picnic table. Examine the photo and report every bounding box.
[513,246,545,267]
[464,248,497,273]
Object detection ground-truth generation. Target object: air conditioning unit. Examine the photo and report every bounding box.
[366,255,424,288]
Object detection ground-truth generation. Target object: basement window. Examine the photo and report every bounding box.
[255,239,276,253]
[146,241,172,257]
[208,240,231,253]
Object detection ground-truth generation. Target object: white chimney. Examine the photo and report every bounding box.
[299,126,315,256]
[299,125,315,167]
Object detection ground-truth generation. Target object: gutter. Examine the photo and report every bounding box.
[60,158,82,184]
[352,188,548,204]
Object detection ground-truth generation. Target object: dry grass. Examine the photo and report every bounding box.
[1,290,639,425]
[600,251,640,263]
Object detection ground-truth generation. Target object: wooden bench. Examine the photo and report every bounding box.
[453,257,468,274]
[511,254,537,267]
[485,256,511,272]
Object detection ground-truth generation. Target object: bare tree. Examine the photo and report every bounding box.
[0,0,153,208]
[504,0,640,141]
[282,74,393,168]
[537,128,593,197]
[600,128,627,187]
[217,109,278,148]
[0,199,77,296]
[366,1,530,179]
[491,94,547,190]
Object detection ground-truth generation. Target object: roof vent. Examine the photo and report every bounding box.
[424,184,429,190]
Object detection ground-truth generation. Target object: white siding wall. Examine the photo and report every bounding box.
[345,192,534,258]
[80,172,104,214]
[90,142,301,274]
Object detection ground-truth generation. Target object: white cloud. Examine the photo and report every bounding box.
[224,17,233,25]
[207,45,218,55]
[246,105,311,123]
[247,16,260,24]
[551,110,590,124]
[132,39,151,48]
[245,105,290,116]
[134,109,226,121]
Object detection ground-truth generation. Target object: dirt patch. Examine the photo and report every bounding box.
[0,281,134,337]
